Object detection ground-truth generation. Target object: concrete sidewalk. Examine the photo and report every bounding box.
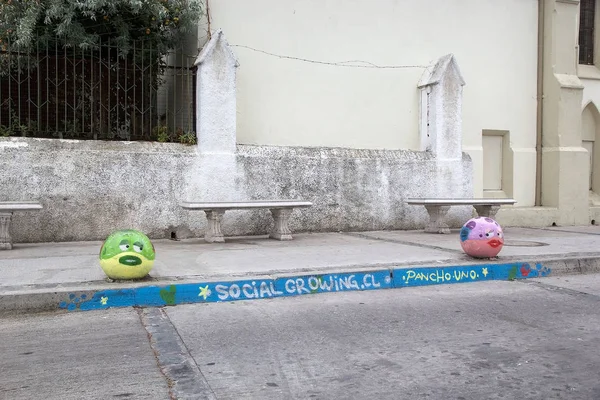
[2,226,600,312]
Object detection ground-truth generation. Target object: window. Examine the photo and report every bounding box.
[580,0,596,65]
[482,130,513,199]
[482,135,503,191]
[582,103,600,192]
[583,140,594,189]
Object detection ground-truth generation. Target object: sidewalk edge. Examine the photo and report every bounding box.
[2,255,599,313]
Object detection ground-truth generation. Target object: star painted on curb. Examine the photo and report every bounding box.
[482,268,488,277]
[100,296,108,305]
[384,276,391,284]
[198,285,211,300]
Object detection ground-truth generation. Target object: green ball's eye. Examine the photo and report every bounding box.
[119,240,130,251]
[133,243,143,253]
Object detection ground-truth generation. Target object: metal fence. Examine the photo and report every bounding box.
[0,38,196,142]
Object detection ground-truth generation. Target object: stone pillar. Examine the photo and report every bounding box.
[418,54,471,201]
[418,54,466,160]
[474,205,500,219]
[194,29,239,155]
[203,210,226,243]
[186,30,246,204]
[269,208,293,240]
[0,212,13,250]
[541,0,589,224]
[424,205,451,234]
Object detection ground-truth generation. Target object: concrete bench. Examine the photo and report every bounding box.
[406,198,516,234]
[0,201,43,249]
[181,200,313,243]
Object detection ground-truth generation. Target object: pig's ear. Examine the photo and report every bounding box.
[460,226,471,242]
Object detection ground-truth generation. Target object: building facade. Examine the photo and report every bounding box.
[200,0,595,227]
[0,0,594,243]
[579,0,600,222]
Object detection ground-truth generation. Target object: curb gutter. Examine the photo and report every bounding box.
[2,256,600,313]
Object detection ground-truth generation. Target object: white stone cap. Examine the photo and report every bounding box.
[406,198,516,205]
[0,201,43,211]
[418,53,466,88]
[181,200,313,210]
[194,29,240,67]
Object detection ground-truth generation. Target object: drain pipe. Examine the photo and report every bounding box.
[535,0,545,206]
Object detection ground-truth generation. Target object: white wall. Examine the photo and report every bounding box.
[0,137,473,243]
[581,77,600,194]
[582,78,600,108]
[202,0,539,202]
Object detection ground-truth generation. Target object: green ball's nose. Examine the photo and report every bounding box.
[119,255,142,266]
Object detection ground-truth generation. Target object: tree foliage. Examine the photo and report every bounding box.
[0,0,202,56]
[0,0,202,142]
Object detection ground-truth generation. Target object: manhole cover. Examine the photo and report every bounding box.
[503,240,549,247]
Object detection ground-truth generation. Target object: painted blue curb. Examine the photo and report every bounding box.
[392,262,551,288]
[58,262,552,312]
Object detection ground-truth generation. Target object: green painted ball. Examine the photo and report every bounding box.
[99,230,155,279]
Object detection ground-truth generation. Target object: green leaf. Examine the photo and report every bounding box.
[508,266,518,281]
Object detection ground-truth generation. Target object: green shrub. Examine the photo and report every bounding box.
[0,125,11,137]
[154,125,170,142]
[178,131,196,145]
[0,0,202,58]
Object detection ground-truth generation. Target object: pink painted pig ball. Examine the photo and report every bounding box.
[459,217,504,258]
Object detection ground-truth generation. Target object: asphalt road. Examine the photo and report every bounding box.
[2,275,600,399]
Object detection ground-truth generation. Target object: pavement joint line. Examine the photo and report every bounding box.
[342,232,465,254]
[530,226,600,236]
[138,307,217,400]
[521,280,600,302]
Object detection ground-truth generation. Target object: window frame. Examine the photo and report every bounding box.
[578,0,600,79]
[579,0,596,65]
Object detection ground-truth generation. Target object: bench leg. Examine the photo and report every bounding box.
[269,208,293,240]
[0,212,13,250]
[204,210,226,243]
[474,205,501,219]
[424,205,451,234]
